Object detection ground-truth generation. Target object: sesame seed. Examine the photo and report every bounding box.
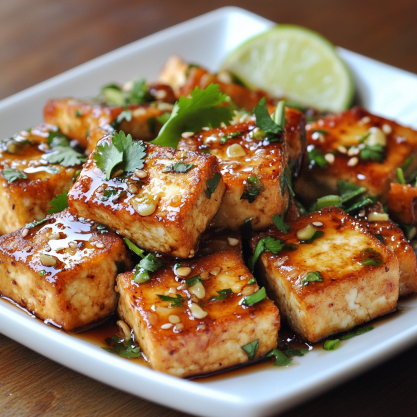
[96,242,105,249]
[169,315,180,324]
[210,267,221,276]
[68,242,77,249]
[134,169,147,179]
[176,266,192,277]
[227,237,239,247]
[337,145,347,154]
[154,89,167,100]
[324,153,335,164]
[312,221,323,227]
[181,132,194,138]
[161,323,173,330]
[21,228,29,238]
[202,127,211,131]
[359,116,371,125]
[382,124,392,134]
[347,157,359,167]
[347,147,359,156]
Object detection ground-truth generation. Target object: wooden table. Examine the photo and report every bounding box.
[1,1,417,416]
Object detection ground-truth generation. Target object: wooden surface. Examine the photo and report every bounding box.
[1,0,417,416]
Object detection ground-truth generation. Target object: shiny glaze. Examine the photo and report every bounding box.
[388,183,417,225]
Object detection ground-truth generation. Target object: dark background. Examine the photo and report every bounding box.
[1,1,417,416]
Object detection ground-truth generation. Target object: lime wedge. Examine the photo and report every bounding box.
[221,25,354,113]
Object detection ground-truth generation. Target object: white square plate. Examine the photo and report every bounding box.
[1,7,417,417]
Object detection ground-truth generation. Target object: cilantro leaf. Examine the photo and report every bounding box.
[242,340,259,360]
[162,162,195,173]
[116,110,133,124]
[103,335,141,359]
[267,349,292,366]
[129,79,151,104]
[249,236,285,272]
[273,214,290,234]
[337,180,367,203]
[138,253,164,273]
[254,97,284,134]
[157,112,171,125]
[241,176,264,203]
[94,140,123,180]
[302,271,323,286]
[44,146,87,167]
[283,347,309,357]
[205,172,221,199]
[359,144,385,162]
[1,167,27,183]
[48,191,68,214]
[151,84,233,148]
[307,147,328,169]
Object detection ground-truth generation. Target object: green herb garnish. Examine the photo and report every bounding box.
[45,130,87,167]
[220,131,241,144]
[209,288,232,301]
[402,155,414,171]
[242,340,259,360]
[186,275,202,287]
[47,191,68,214]
[307,147,327,169]
[151,84,233,148]
[374,234,385,243]
[254,98,285,135]
[340,325,374,340]
[138,253,164,273]
[247,278,256,285]
[281,166,295,197]
[323,339,340,351]
[359,144,385,162]
[301,230,324,244]
[267,349,292,366]
[360,248,383,266]
[396,167,406,185]
[283,347,309,357]
[241,176,264,203]
[312,129,329,136]
[157,112,171,126]
[273,214,290,234]
[242,287,266,306]
[25,218,48,229]
[1,167,27,183]
[302,271,323,286]
[124,238,145,258]
[103,335,141,358]
[337,180,367,203]
[157,294,184,307]
[94,131,147,180]
[162,162,195,173]
[249,236,285,272]
[205,172,221,199]
[116,110,133,124]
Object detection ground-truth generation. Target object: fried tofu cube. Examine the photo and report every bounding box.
[178,109,304,231]
[0,209,133,330]
[117,250,279,377]
[68,134,225,258]
[295,107,417,203]
[44,98,173,150]
[361,215,417,297]
[251,207,399,342]
[0,124,83,235]
[388,183,417,225]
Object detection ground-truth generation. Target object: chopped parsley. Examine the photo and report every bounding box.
[103,335,141,358]
[94,131,147,180]
[323,339,340,351]
[75,110,82,117]
[302,271,323,286]
[116,109,133,124]
[267,349,292,366]
[359,144,385,162]
[254,98,285,137]
[242,287,266,306]
[360,248,383,266]
[241,176,264,203]
[101,79,152,106]
[138,253,164,273]
[273,214,290,234]
[337,180,367,203]
[157,294,184,307]
[151,84,233,148]
[209,288,232,301]
[44,130,87,167]
[1,167,27,183]
[205,172,221,199]
[249,236,285,272]
[374,234,385,243]
[307,147,327,169]
[47,191,69,214]
[283,347,309,357]
[100,188,121,202]
[162,162,195,173]
[242,340,259,360]
[220,131,241,144]
[134,252,164,284]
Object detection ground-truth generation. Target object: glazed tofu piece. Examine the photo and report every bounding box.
[0,124,84,235]
[295,107,417,203]
[158,55,276,113]
[117,250,279,377]
[178,107,304,231]
[360,213,417,297]
[44,98,173,151]
[0,209,133,330]
[251,207,399,342]
[68,133,225,258]
[388,183,417,225]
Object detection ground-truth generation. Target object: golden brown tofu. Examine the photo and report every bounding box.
[388,183,417,225]
[158,55,276,113]
[68,133,225,258]
[178,110,304,230]
[295,107,417,203]
[0,124,83,235]
[0,209,133,330]
[117,250,279,378]
[251,207,399,342]
[44,98,173,150]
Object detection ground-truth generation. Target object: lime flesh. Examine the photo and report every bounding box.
[221,25,354,113]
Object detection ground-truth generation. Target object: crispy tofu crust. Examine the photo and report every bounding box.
[0,124,82,235]
[251,207,399,342]
[44,98,173,150]
[68,136,225,258]
[295,107,417,203]
[388,183,417,225]
[178,113,304,230]
[0,209,133,330]
[117,250,279,378]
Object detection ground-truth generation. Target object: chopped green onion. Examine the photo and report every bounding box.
[397,167,406,185]
[242,287,266,306]
[323,339,340,351]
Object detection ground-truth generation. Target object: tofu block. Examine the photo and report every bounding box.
[0,209,133,330]
[295,107,417,203]
[44,95,174,150]
[251,207,399,342]
[178,109,304,230]
[117,250,279,377]
[388,183,417,225]
[158,55,276,112]
[68,134,225,258]
[0,124,83,235]
[361,215,417,297]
